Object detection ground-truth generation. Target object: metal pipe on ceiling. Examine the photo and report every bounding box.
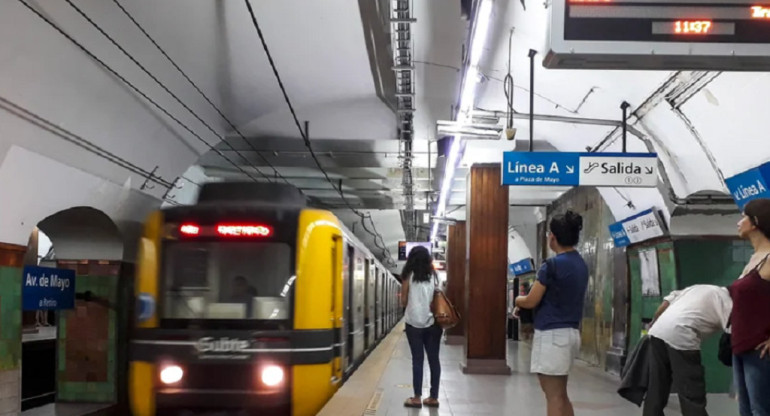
[390,0,417,240]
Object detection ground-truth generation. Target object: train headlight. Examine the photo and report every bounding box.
[160,364,184,385]
[261,365,284,387]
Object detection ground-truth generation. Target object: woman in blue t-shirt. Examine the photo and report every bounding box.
[514,210,589,416]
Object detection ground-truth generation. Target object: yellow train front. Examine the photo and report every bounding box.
[129,182,402,416]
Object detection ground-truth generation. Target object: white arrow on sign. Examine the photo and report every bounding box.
[566,165,575,174]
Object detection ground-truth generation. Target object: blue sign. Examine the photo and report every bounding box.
[501,152,658,187]
[502,152,580,186]
[608,208,667,248]
[22,266,76,311]
[725,162,770,211]
[509,258,535,276]
[136,293,156,322]
[609,222,632,247]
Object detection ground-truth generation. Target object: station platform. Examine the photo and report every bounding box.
[319,322,740,416]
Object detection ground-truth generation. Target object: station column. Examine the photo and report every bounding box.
[444,221,466,345]
[462,164,511,375]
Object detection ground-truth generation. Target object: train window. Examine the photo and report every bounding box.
[162,241,293,322]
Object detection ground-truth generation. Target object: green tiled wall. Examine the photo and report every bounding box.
[0,266,22,371]
[628,239,748,394]
[628,241,679,350]
[675,239,752,394]
[57,274,117,403]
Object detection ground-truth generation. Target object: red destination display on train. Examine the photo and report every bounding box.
[564,0,770,42]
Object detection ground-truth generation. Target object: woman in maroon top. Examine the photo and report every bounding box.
[732,198,770,416]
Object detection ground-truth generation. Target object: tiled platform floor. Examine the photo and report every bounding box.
[370,329,739,416]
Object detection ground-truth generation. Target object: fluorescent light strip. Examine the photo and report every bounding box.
[431,0,493,242]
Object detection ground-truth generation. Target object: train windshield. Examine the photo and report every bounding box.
[161,241,294,326]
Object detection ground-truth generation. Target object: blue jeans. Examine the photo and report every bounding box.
[405,323,442,399]
[733,350,770,416]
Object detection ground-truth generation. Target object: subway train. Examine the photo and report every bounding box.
[129,182,403,416]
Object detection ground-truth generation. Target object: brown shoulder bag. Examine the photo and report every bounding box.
[430,273,460,329]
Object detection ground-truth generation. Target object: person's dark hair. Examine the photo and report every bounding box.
[549,210,583,247]
[400,246,434,283]
[744,198,770,239]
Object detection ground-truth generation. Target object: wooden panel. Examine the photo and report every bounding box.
[0,242,26,267]
[465,165,509,361]
[445,222,466,337]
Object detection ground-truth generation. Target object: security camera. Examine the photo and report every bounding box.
[501,127,517,141]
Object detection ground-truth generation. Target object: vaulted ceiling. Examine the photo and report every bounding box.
[4,0,769,269]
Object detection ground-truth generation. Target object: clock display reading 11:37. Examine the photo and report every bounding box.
[674,20,713,34]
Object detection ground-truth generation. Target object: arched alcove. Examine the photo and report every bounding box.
[37,206,123,261]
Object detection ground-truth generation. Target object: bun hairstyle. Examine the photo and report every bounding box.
[549,210,583,247]
[744,198,770,240]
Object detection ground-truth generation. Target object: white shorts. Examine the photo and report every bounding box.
[531,328,581,376]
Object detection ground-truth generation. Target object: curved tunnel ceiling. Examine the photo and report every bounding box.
[1,0,767,268]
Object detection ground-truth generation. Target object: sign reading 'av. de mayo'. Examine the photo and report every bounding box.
[725,162,770,211]
[501,152,658,187]
[22,266,76,311]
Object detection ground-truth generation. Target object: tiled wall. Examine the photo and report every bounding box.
[0,243,24,416]
[56,261,119,403]
[547,187,626,371]
[675,239,752,393]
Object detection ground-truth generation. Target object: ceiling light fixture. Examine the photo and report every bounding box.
[431,0,494,241]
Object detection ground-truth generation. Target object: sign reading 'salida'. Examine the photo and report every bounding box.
[501,152,658,188]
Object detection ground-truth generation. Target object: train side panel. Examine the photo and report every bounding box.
[129,211,164,416]
[291,210,342,416]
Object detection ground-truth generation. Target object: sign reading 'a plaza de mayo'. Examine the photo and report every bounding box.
[501,152,658,187]
[22,266,76,311]
[608,208,667,248]
[724,161,770,211]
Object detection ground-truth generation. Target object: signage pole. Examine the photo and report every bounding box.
[620,101,630,153]
[528,49,537,152]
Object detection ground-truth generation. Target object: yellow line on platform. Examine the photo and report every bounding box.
[316,321,405,416]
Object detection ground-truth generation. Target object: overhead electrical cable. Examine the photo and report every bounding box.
[109,0,294,188]
[15,0,265,186]
[242,0,394,264]
[0,95,177,197]
[61,0,272,184]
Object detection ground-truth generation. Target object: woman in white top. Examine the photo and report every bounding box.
[399,246,441,409]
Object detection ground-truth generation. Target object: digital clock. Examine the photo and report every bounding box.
[545,0,770,70]
[674,20,712,35]
[650,21,735,36]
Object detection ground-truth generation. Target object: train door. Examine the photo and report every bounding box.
[381,270,386,332]
[374,268,381,338]
[332,235,343,383]
[387,279,392,328]
[363,258,371,350]
[351,252,366,363]
[365,261,376,348]
[344,243,354,372]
